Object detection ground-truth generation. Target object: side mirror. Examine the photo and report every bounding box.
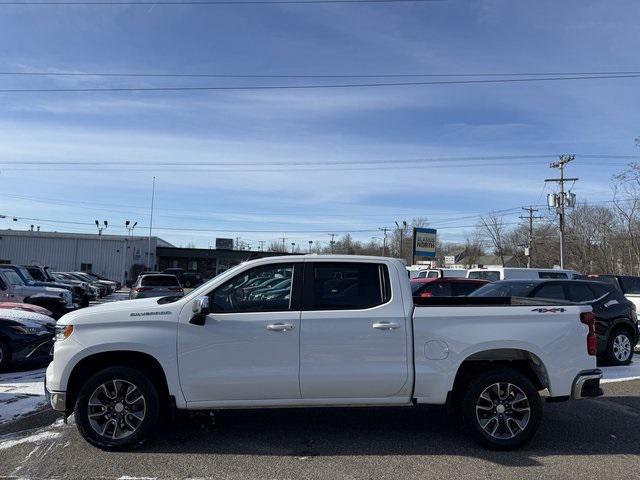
[190,296,210,326]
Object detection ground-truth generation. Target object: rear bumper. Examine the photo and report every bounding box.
[572,369,603,399]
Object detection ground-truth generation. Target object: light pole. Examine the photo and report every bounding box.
[308,240,313,253]
[125,220,138,237]
[95,219,108,236]
[291,242,296,253]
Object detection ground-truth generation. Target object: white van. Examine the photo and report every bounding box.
[466,267,580,282]
[414,268,468,279]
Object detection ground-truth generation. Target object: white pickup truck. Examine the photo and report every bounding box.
[46,255,602,451]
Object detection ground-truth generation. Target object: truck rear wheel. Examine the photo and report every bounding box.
[462,368,542,450]
[75,366,161,450]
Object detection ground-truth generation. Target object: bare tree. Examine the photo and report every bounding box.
[479,214,509,265]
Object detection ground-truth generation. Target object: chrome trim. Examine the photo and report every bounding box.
[572,371,602,400]
[25,339,54,358]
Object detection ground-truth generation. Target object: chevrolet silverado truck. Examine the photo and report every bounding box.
[46,255,602,451]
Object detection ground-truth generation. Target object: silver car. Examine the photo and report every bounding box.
[129,274,184,300]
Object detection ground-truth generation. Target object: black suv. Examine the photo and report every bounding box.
[163,268,203,288]
[471,279,639,366]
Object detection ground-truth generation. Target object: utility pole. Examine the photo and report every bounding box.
[519,207,543,268]
[281,237,287,253]
[394,221,408,260]
[147,176,156,271]
[379,227,389,256]
[328,233,336,253]
[545,154,578,269]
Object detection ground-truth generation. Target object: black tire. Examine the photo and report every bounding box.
[184,281,192,288]
[605,327,634,366]
[462,368,542,450]
[75,366,161,451]
[0,339,11,372]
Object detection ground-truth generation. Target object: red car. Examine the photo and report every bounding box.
[0,302,53,317]
[410,277,489,298]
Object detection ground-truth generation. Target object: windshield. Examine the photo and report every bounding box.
[470,282,538,297]
[1,270,25,286]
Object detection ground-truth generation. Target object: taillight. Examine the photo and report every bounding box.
[133,287,152,292]
[169,287,183,292]
[580,311,597,356]
[420,291,433,298]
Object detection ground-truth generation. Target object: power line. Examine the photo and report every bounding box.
[2,70,640,78]
[1,74,640,93]
[0,0,444,5]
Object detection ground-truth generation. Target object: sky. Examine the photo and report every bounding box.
[0,0,639,250]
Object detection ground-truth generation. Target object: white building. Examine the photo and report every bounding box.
[0,229,174,285]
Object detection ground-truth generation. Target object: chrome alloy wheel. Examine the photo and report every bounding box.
[613,333,632,362]
[87,379,146,440]
[475,382,531,440]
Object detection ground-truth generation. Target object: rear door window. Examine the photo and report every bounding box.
[468,271,500,282]
[566,284,598,303]
[141,275,180,287]
[305,262,390,310]
[538,271,568,279]
[533,283,566,301]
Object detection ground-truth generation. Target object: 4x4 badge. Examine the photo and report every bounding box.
[531,307,566,313]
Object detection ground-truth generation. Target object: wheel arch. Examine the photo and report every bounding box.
[450,348,550,405]
[66,350,170,413]
[609,318,637,343]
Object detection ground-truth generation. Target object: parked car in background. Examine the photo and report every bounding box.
[414,268,468,279]
[80,272,121,291]
[0,265,86,309]
[24,265,92,307]
[59,272,108,297]
[73,272,117,295]
[467,267,581,282]
[0,302,53,317]
[470,279,639,365]
[129,274,184,299]
[163,268,204,288]
[0,268,75,319]
[48,272,98,304]
[410,277,489,298]
[582,274,640,312]
[0,309,55,371]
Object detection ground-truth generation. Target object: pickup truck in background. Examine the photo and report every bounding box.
[0,268,75,319]
[46,255,602,451]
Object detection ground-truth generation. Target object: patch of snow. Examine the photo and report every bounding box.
[0,430,62,450]
[601,360,640,383]
[0,368,48,424]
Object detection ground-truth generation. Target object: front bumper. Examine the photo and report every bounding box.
[44,376,67,412]
[572,369,603,399]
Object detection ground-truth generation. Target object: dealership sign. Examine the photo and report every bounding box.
[413,228,437,258]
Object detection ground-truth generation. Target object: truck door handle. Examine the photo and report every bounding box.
[372,322,401,330]
[267,323,294,332]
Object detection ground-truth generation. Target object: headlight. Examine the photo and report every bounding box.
[10,325,48,335]
[55,324,74,341]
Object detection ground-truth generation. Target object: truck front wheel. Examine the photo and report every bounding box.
[462,368,542,450]
[75,366,161,450]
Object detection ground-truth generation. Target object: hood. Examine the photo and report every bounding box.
[58,296,179,325]
[0,308,56,327]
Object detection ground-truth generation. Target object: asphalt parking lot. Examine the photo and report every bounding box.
[1,379,639,480]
